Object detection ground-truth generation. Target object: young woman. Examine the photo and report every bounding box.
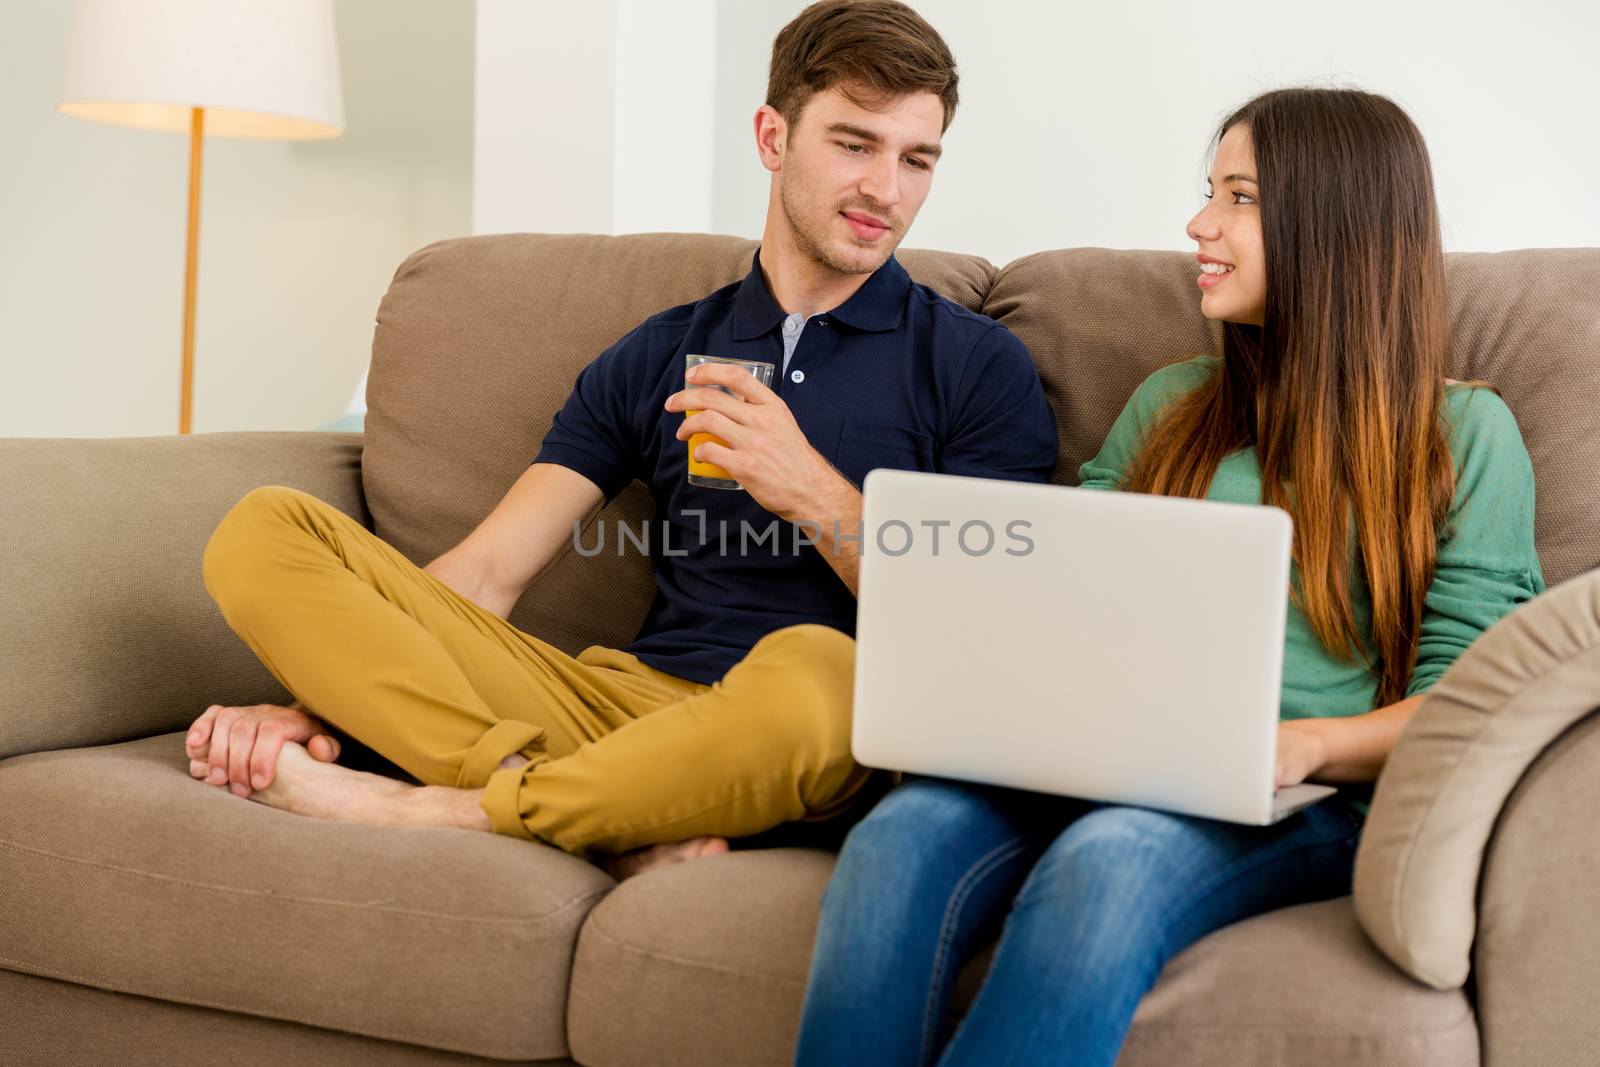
[793,86,1546,1066]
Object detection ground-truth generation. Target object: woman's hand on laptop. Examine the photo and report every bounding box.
[1274,721,1327,790]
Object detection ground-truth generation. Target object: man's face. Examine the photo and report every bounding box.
[773,85,945,276]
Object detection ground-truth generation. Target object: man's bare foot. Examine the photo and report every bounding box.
[249,741,418,826]
[603,836,730,881]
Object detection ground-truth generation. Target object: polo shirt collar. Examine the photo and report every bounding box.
[828,253,911,332]
[730,247,911,340]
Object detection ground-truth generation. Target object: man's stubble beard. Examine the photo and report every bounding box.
[779,169,901,277]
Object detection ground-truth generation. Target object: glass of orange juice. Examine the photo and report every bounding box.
[684,353,776,489]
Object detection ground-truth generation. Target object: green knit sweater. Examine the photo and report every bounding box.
[1078,355,1547,724]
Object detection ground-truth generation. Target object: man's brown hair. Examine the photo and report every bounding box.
[766,0,959,132]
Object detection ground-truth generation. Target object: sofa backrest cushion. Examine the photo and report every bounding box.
[1439,249,1600,587]
[983,247,1600,587]
[982,248,1222,487]
[364,236,1596,664]
[362,233,995,655]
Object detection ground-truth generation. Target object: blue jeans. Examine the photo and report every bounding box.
[794,776,1365,1067]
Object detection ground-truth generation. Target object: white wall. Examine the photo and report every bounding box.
[474,0,717,237]
[707,0,1600,265]
[474,0,617,235]
[0,0,474,438]
[710,0,783,241]
[9,1,1596,437]
[613,0,717,235]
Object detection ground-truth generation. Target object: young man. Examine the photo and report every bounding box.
[190,0,1058,878]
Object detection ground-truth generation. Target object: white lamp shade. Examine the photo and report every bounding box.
[58,0,344,140]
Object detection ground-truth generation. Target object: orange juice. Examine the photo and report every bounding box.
[683,354,775,489]
[686,415,733,482]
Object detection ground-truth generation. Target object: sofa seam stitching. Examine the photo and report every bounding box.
[580,915,804,987]
[0,839,608,927]
[1125,1008,1478,1037]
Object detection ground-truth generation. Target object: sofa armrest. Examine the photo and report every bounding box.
[0,431,367,760]
[1473,709,1600,1065]
[1353,566,1600,990]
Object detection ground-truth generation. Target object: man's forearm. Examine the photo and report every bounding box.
[423,463,606,623]
[794,470,865,596]
[423,550,520,621]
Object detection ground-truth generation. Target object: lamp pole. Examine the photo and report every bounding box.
[180,106,204,436]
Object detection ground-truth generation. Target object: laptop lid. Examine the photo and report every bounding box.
[852,469,1296,825]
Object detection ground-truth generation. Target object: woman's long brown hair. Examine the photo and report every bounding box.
[1122,87,1472,709]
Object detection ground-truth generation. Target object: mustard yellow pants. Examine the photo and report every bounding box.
[199,484,874,858]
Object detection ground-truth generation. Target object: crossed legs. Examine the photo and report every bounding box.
[198,485,870,868]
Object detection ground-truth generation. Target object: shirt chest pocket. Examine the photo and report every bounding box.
[833,419,936,487]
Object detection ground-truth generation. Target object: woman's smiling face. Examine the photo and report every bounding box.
[1186,123,1266,326]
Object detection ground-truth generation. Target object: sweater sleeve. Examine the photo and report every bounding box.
[1405,387,1547,697]
[1076,357,1217,492]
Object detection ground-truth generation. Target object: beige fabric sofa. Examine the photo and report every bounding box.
[3,234,1598,1066]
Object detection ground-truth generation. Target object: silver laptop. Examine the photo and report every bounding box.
[851,469,1336,826]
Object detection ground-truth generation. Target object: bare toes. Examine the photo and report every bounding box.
[695,837,730,858]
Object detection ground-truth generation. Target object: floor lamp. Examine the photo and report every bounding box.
[57,0,344,436]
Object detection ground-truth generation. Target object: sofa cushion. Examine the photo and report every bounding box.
[361,233,996,659]
[0,732,613,1061]
[1355,566,1600,990]
[983,248,1600,587]
[565,848,1475,1066]
[1440,249,1600,587]
[0,431,367,761]
[566,848,832,1065]
[1116,898,1476,1067]
[981,248,1220,492]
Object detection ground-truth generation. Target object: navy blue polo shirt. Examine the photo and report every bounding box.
[533,249,1058,684]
